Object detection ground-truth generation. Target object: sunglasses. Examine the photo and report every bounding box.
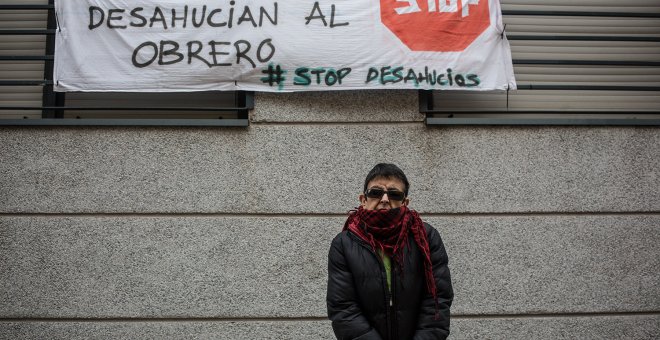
[364,187,406,201]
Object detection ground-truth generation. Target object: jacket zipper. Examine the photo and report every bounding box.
[348,232,394,340]
[390,264,397,340]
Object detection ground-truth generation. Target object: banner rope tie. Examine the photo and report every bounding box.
[54,9,61,32]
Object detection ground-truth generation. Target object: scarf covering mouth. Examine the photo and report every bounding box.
[343,205,438,317]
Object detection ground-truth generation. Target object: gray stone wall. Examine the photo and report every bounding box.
[1,91,659,339]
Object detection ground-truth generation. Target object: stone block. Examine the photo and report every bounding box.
[252,91,423,123]
[1,315,658,340]
[1,215,657,317]
[427,215,660,314]
[1,126,658,214]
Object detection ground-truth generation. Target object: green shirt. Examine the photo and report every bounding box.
[378,249,392,293]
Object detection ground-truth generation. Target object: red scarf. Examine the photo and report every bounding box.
[343,206,437,315]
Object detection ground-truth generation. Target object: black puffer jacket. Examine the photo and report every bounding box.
[327,223,453,340]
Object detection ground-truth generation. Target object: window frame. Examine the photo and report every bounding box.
[0,2,252,127]
[421,8,660,126]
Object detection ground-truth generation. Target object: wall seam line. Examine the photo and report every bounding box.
[1,312,659,323]
[249,121,424,126]
[0,212,659,218]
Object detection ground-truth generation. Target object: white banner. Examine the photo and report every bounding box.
[54,0,516,92]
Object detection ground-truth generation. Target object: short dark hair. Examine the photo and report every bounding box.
[363,163,410,196]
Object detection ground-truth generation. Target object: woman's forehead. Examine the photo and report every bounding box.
[367,176,405,189]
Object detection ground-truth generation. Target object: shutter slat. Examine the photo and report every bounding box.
[0,1,247,122]
[432,90,660,111]
[431,2,660,116]
[502,0,660,14]
[0,2,47,119]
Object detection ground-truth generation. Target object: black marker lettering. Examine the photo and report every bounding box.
[237,6,257,27]
[310,68,326,84]
[257,39,275,63]
[130,8,147,27]
[132,41,158,68]
[337,68,351,84]
[366,67,379,83]
[171,6,189,28]
[159,40,183,65]
[392,67,404,83]
[294,68,311,85]
[187,41,212,67]
[305,2,327,26]
[325,71,338,86]
[208,41,232,66]
[107,9,126,29]
[467,74,480,87]
[191,6,207,28]
[150,7,167,29]
[404,68,417,84]
[380,66,392,84]
[228,1,236,28]
[207,9,226,27]
[259,3,278,26]
[330,4,349,27]
[88,6,104,30]
[455,74,465,86]
[234,40,256,68]
[429,70,437,85]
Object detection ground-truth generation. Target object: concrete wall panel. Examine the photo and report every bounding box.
[2,215,657,318]
[450,314,660,340]
[1,126,658,214]
[252,91,424,123]
[0,320,333,340]
[1,315,658,340]
[428,215,660,315]
[0,216,329,318]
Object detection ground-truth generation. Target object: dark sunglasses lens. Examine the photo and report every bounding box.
[366,188,405,201]
[387,190,405,201]
[366,188,385,198]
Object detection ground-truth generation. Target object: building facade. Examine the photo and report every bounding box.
[1,0,659,339]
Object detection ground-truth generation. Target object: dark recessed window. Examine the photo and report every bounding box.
[0,2,251,127]
[422,4,660,126]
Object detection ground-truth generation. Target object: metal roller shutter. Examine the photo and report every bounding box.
[424,0,660,124]
[0,0,250,126]
[0,0,47,119]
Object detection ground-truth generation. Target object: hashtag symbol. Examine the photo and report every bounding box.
[261,64,286,87]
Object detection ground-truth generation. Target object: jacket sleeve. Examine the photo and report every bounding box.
[327,233,383,340]
[413,224,454,340]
